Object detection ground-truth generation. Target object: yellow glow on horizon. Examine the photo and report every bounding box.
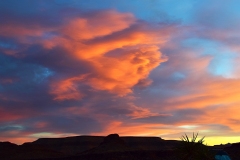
[205,136,240,146]
[161,135,240,146]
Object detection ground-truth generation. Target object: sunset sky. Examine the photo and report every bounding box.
[1,0,240,145]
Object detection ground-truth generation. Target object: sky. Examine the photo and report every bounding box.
[1,0,240,146]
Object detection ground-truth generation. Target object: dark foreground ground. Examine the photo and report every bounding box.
[0,134,239,160]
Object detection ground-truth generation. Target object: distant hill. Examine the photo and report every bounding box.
[22,134,181,155]
[0,134,239,160]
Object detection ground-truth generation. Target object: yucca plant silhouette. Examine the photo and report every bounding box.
[177,132,212,160]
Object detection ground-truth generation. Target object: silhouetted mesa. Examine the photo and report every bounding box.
[101,133,125,146]
[2,134,240,160]
[81,134,130,154]
[30,135,104,155]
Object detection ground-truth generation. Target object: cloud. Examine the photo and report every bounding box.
[0,108,24,122]
[126,103,170,119]
[50,75,87,101]
[91,121,164,136]
[45,12,171,97]
[60,10,135,41]
[0,10,174,100]
[14,10,171,98]
[1,1,240,146]
[0,8,177,144]
[123,32,240,139]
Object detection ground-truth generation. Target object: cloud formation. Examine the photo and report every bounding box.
[1,0,240,146]
[44,11,170,97]
[1,10,172,100]
[0,7,175,143]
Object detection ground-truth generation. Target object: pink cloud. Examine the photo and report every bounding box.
[34,121,49,129]
[0,108,24,122]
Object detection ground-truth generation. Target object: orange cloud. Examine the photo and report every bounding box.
[50,75,87,101]
[126,104,169,119]
[157,77,240,138]
[61,10,135,41]
[91,121,197,139]
[164,77,240,110]
[91,121,165,136]
[44,11,172,99]
[0,10,174,99]
[86,45,167,95]
[159,76,240,132]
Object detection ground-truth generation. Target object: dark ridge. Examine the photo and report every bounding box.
[0,141,18,148]
[31,135,104,155]
[229,142,240,148]
[1,134,239,160]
